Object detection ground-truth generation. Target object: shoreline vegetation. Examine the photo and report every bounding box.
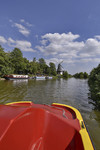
[0,45,100,110]
[0,46,57,77]
[88,64,100,110]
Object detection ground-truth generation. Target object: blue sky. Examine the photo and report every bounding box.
[0,0,100,74]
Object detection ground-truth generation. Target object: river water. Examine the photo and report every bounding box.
[0,78,100,149]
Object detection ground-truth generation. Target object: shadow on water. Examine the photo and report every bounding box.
[0,78,100,149]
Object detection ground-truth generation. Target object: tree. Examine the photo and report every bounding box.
[0,45,5,56]
[38,58,47,74]
[45,65,51,75]
[84,72,88,79]
[73,72,88,79]
[73,73,79,78]
[39,58,46,65]
[63,71,69,78]
[88,64,100,110]
[0,45,13,76]
[28,61,38,75]
[49,62,57,76]
[33,57,36,62]
[0,45,58,77]
[0,66,14,76]
[10,48,25,74]
[79,72,84,79]
[0,45,6,70]
[23,58,29,74]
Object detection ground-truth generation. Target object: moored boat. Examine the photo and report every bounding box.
[45,76,53,79]
[34,76,46,80]
[4,74,29,80]
[0,101,95,150]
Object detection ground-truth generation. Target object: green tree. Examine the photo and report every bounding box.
[44,65,51,75]
[1,66,14,76]
[38,58,47,74]
[73,73,79,78]
[10,48,25,74]
[23,58,29,74]
[63,71,69,78]
[0,46,13,76]
[0,45,6,71]
[33,57,36,62]
[84,72,88,79]
[73,72,88,79]
[88,64,100,110]
[79,72,84,79]
[28,61,38,75]
[49,62,57,76]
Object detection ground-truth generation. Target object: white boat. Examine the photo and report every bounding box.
[35,76,46,80]
[4,74,29,80]
[45,76,53,79]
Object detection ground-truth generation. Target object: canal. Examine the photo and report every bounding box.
[0,78,100,149]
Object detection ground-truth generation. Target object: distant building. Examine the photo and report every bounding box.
[57,62,64,75]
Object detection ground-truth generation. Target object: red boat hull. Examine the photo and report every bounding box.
[0,101,94,150]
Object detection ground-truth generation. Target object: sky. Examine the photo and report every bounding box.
[0,0,100,74]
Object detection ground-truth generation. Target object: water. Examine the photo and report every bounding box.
[0,78,100,149]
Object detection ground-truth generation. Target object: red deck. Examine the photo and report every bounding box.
[0,102,84,150]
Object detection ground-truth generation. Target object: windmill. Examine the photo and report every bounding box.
[57,61,64,75]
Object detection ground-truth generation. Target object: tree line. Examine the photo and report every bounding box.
[73,72,89,79]
[0,45,57,77]
[88,64,100,110]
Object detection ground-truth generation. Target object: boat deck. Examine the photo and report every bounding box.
[0,102,94,150]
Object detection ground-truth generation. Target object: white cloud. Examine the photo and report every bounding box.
[84,38,100,53]
[45,58,63,66]
[20,19,33,27]
[9,20,30,36]
[41,32,80,43]
[8,38,35,52]
[80,38,100,58]
[0,36,35,52]
[94,35,100,40]
[15,40,34,52]
[8,37,15,44]
[36,32,100,66]
[14,23,30,36]
[20,19,25,23]
[26,22,33,27]
[36,32,84,56]
[0,36,7,44]
[78,58,100,63]
[58,52,77,58]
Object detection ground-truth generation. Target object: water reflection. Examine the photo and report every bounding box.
[0,78,95,110]
[12,79,28,85]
